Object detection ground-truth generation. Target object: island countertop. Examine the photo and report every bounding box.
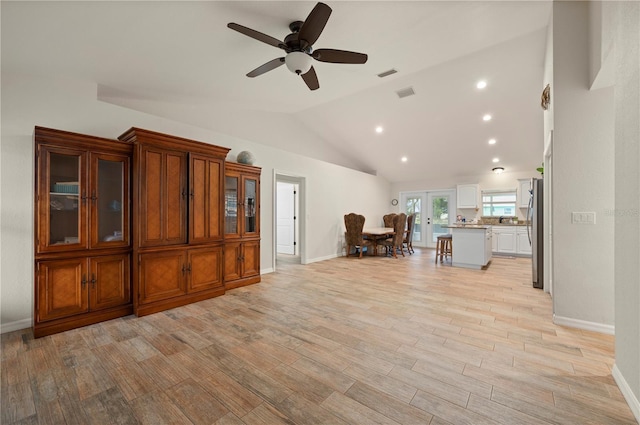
[444,224,492,230]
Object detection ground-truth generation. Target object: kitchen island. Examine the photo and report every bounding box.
[445,224,492,269]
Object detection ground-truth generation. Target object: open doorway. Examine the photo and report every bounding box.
[273,172,306,270]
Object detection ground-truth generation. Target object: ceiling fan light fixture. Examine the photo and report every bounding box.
[285,52,312,75]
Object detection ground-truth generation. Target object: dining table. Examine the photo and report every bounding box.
[363,227,395,256]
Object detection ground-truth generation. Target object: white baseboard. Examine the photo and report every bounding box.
[612,364,640,423]
[1,318,32,334]
[260,267,274,274]
[306,253,340,264]
[553,314,615,335]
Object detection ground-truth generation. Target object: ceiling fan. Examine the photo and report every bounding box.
[227,2,368,90]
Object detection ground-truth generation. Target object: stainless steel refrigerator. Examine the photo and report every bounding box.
[527,178,543,289]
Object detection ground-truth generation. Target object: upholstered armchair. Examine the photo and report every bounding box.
[344,213,374,258]
[403,213,415,254]
[381,213,406,258]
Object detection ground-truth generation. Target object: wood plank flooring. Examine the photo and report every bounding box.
[2,249,637,424]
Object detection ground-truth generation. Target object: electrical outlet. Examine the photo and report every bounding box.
[572,212,596,224]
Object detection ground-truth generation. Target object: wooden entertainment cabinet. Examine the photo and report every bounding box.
[33,126,261,337]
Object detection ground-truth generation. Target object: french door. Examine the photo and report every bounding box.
[401,190,455,249]
[426,191,455,248]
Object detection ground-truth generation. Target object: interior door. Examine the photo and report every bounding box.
[426,191,454,249]
[276,182,296,254]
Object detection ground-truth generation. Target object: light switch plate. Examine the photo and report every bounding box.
[572,212,596,224]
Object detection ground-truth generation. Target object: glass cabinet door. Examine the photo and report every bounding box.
[244,176,258,235]
[91,154,129,248]
[39,147,87,252]
[225,175,239,235]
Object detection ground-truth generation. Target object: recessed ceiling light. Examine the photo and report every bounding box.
[488,138,497,145]
[476,80,487,89]
[375,126,383,134]
[492,167,505,174]
[492,157,500,163]
[483,114,492,121]
[401,156,408,162]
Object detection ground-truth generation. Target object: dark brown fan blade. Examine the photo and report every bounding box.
[228,23,287,50]
[312,49,368,64]
[297,2,332,48]
[301,66,319,90]
[247,57,285,77]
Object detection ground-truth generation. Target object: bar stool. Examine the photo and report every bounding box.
[435,234,453,263]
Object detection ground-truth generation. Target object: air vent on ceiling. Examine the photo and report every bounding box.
[377,69,398,78]
[396,87,416,99]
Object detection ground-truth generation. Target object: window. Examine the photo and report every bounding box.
[482,191,516,216]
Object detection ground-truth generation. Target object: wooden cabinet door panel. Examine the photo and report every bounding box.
[37,146,88,253]
[140,148,163,245]
[190,155,222,244]
[242,176,259,237]
[139,147,186,247]
[224,242,242,282]
[242,241,260,277]
[37,259,88,322]
[90,153,130,249]
[165,152,186,243]
[188,247,223,293]
[139,251,186,304]
[90,255,130,311]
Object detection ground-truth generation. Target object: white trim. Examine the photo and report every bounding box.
[260,267,274,275]
[306,253,340,264]
[612,364,640,423]
[1,318,31,334]
[553,314,614,335]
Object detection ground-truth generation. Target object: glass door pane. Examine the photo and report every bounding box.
[95,157,126,246]
[48,151,82,247]
[430,195,450,243]
[225,175,238,234]
[426,190,455,248]
[404,196,422,244]
[244,178,257,234]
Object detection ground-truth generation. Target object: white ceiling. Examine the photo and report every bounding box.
[2,1,552,183]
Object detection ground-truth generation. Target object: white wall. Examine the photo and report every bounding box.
[610,1,640,420]
[551,1,615,331]
[0,73,391,332]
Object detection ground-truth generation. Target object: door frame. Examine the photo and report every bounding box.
[273,171,307,270]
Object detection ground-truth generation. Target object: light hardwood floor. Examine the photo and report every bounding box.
[2,249,637,424]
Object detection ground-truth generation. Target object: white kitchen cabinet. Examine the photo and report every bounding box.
[492,225,531,257]
[518,179,532,208]
[516,226,532,255]
[493,226,516,254]
[457,184,479,209]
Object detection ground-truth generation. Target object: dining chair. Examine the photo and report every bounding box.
[383,213,397,228]
[403,213,415,254]
[344,213,374,258]
[381,213,406,258]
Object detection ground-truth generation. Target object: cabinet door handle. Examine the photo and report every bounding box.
[90,274,96,288]
[182,264,186,275]
[81,191,88,204]
[90,191,97,202]
[181,188,186,199]
[81,275,87,288]
[190,189,194,199]
[187,264,192,273]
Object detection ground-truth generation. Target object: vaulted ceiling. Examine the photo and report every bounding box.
[2,1,552,183]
